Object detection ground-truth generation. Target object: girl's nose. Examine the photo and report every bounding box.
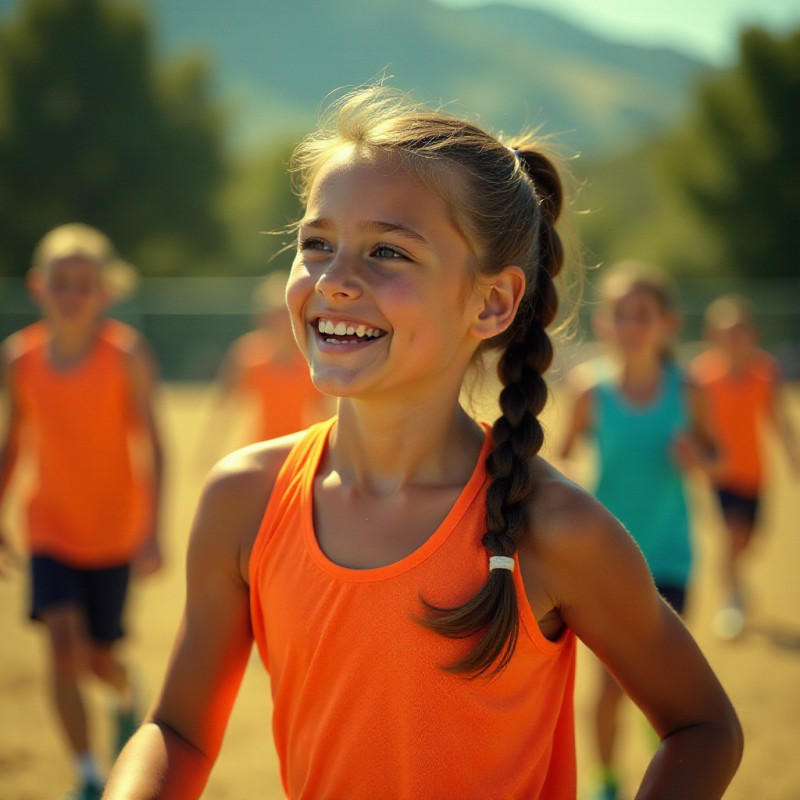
[314,253,363,301]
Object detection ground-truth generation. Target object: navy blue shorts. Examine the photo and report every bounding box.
[716,488,760,526]
[655,582,687,617]
[29,555,131,644]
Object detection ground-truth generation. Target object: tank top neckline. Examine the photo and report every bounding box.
[300,418,493,583]
[36,320,110,379]
[605,362,676,414]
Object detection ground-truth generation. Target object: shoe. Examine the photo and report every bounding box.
[593,784,619,800]
[80,781,105,800]
[713,600,746,641]
[113,703,139,758]
[60,782,104,800]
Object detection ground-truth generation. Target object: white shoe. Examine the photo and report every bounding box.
[713,603,746,641]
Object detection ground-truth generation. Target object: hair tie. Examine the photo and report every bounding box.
[489,555,515,572]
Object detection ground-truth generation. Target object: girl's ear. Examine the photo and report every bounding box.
[471,265,525,340]
[26,269,45,306]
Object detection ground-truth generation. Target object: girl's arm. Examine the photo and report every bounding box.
[528,478,742,799]
[103,446,279,799]
[765,369,800,475]
[127,336,166,577]
[672,382,723,480]
[557,385,592,461]
[0,348,24,576]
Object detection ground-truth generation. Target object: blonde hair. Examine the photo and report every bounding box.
[31,223,138,300]
[292,85,573,677]
[704,294,755,331]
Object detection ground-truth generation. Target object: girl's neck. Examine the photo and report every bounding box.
[329,398,484,497]
[617,354,664,403]
[46,319,103,370]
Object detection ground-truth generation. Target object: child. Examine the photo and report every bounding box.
[104,88,741,800]
[690,294,800,640]
[200,269,328,460]
[0,223,164,800]
[558,262,720,800]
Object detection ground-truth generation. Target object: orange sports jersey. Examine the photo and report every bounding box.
[10,319,150,567]
[233,332,323,441]
[691,348,777,493]
[250,419,577,800]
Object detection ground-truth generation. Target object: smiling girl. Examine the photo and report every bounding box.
[104,88,741,800]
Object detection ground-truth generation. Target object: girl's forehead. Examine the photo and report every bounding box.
[305,149,452,224]
[44,255,103,281]
[612,285,666,311]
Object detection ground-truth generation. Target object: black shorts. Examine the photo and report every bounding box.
[655,582,687,617]
[29,555,131,644]
[716,488,760,526]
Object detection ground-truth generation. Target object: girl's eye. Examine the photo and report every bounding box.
[371,244,405,259]
[298,237,330,253]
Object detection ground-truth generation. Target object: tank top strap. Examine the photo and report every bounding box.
[248,418,335,582]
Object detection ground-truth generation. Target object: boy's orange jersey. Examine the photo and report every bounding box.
[691,348,777,493]
[10,320,150,567]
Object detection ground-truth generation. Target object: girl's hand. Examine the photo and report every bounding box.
[132,536,163,579]
[0,528,21,579]
[671,431,708,471]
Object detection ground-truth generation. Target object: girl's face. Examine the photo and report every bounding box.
[287,149,489,402]
[34,256,109,328]
[603,287,676,360]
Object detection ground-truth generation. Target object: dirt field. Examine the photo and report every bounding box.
[1,382,798,799]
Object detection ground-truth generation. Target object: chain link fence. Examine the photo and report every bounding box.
[2,276,798,380]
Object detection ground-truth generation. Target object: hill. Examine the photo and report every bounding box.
[128,0,712,157]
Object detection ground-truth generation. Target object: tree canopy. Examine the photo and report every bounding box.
[578,26,800,282]
[0,0,229,277]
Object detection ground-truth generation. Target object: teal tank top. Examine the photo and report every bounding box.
[593,364,692,586]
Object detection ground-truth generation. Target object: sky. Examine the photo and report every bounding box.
[434,0,800,65]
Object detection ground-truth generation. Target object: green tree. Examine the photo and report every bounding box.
[663,27,800,279]
[0,0,228,277]
[220,135,305,276]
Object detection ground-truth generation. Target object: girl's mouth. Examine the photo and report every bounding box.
[315,317,387,344]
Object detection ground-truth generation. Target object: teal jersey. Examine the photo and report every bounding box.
[593,364,692,586]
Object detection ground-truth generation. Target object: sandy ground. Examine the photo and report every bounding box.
[1,382,799,799]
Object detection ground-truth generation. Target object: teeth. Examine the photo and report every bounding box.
[316,319,383,339]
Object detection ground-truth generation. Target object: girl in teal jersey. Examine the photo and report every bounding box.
[559,262,719,800]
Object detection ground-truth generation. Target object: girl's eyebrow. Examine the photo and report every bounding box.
[299,217,432,250]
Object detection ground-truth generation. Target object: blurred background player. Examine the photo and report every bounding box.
[690,294,800,640]
[0,223,164,799]
[199,269,329,462]
[559,262,718,800]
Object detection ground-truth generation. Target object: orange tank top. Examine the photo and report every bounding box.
[234,333,323,441]
[691,348,777,493]
[249,419,577,800]
[12,320,149,567]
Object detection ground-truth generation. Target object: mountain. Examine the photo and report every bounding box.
[1,0,713,157]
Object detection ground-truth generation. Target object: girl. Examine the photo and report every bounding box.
[690,295,800,640]
[559,263,720,799]
[105,88,741,800]
[0,223,164,799]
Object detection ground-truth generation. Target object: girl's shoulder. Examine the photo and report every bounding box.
[196,430,311,577]
[524,458,628,553]
[520,458,647,609]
